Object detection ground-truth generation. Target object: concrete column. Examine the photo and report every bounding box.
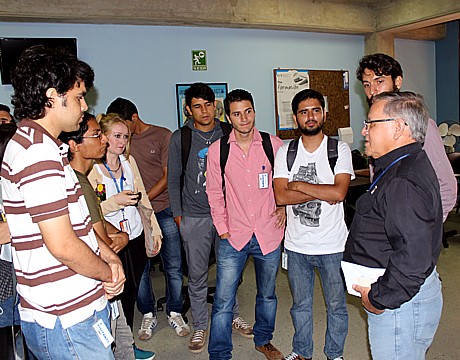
[364,32,395,56]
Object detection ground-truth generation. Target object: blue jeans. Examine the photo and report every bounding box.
[137,259,156,316]
[208,235,280,360]
[21,304,114,360]
[367,269,442,360]
[287,250,348,359]
[156,207,183,315]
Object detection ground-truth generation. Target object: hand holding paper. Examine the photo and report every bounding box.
[340,261,385,297]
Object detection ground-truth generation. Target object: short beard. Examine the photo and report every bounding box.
[299,123,323,136]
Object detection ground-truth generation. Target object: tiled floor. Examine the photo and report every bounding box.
[133,212,460,359]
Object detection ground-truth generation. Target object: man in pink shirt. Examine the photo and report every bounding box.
[206,89,285,360]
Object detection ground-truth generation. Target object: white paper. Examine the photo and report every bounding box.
[341,261,385,297]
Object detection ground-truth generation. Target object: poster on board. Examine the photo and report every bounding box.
[273,68,350,139]
[274,69,310,131]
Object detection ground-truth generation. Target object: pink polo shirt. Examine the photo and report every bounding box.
[206,128,285,255]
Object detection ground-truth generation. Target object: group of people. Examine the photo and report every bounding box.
[0,43,454,360]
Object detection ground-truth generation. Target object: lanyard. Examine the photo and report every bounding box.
[369,154,410,193]
[103,160,127,220]
[103,161,125,194]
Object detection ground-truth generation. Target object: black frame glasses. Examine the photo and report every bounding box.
[363,118,396,130]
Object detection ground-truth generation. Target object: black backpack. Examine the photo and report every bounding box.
[286,137,339,174]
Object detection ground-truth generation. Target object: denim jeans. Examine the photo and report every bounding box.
[367,269,442,360]
[21,303,115,360]
[181,216,239,330]
[156,207,183,315]
[286,250,348,359]
[208,235,280,360]
[137,259,156,316]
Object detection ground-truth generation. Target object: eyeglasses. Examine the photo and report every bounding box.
[82,133,103,140]
[363,118,396,130]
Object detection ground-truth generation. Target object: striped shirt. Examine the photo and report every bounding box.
[1,120,106,329]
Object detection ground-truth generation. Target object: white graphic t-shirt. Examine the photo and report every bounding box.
[274,136,354,255]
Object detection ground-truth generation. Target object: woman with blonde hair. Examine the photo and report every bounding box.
[88,113,162,338]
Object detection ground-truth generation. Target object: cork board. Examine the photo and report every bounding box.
[274,69,350,140]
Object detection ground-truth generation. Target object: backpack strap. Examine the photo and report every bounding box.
[180,126,192,171]
[286,136,339,174]
[180,126,192,193]
[327,137,339,174]
[260,132,274,171]
[220,122,233,137]
[286,138,299,172]
[219,133,231,185]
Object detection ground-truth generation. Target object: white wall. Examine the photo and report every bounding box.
[0,22,436,150]
[395,38,437,120]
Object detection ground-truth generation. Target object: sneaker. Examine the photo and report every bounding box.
[283,352,311,360]
[138,312,158,341]
[167,311,190,337]
[232,316,254,338]
[188,329,207,353]
[133,344,155,360]
[255,342,284,360]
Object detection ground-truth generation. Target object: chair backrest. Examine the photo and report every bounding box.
[447,152,460,175]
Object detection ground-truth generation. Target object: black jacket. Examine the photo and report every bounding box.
[344,142,443,310]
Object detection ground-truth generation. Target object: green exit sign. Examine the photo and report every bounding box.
[192,50,207,71]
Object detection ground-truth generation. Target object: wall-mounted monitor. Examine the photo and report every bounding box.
[0,38,77,85]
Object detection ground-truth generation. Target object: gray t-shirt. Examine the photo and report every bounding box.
[168,120,226,218]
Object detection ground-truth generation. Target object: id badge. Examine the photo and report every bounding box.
[258,172,269,189]
[281,250,288,270]
[119,219,131,235]
[111,301,120,320]
[93,318,114,348]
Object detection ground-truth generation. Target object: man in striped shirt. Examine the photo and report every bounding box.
[1,45,125,359]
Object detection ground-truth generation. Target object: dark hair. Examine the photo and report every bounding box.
[58,112,93,161]
[0,104,11,113]
[185,83,215,108]
[0,123,17,164]
[356,53,403,82]
[106,97,138,121]
[291,89,325,115]
[224,89,255,116]
[11,45,94,121]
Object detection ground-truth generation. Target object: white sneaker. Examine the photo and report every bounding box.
[188,329,207,353]
[232,316,254,338]
[138,312,158,341]
[167,311,190,337]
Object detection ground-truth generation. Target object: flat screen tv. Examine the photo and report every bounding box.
[0,38,77,85]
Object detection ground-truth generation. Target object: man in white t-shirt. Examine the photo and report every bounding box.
[274,89,354,360]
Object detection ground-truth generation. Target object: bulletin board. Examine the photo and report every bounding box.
[273,69,350,139]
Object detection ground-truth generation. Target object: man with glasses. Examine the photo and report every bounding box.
[356,53,456,222]
[59,112,156,360]
[344,92,443,360]
[273,89,353,360]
